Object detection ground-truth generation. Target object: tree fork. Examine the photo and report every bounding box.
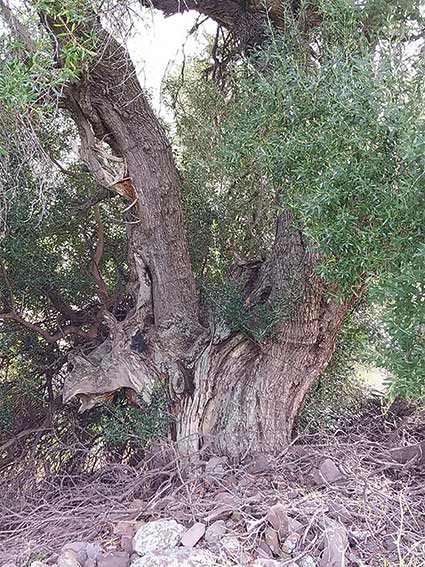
[1,1,356,456]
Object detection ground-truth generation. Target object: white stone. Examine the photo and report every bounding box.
[180,523,206,547]
[221,535,241,555]
[132,519,185,556]
[86,543,103,562]
[299,556,316,567]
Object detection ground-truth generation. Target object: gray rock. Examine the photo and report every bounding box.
[86,544,103,562]
[263,527,280,555]
[315,459,344,485]
[205,457,228,476]
[205,520,227,543]
[132,519,185,556]
[319,520,348,567]
[221,535,241,556]
[246,454,272,474]
[57,549,81,567]
[62,542,88,565]
[98,551,129,567]
[288,518,304,534]
[281,533,300,555]
[120,534,133,554]
[266,504,289,538]
[29,562,48,567]
[130,547,227,567]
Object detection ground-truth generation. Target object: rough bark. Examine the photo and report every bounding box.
[60,27,201,337]
[178,302,348,455]
[139,0,268,46]
[176,212,350,454]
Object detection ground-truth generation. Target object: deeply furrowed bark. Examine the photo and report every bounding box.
[179,300,348,454]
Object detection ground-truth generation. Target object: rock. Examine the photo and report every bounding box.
[221,535,241,556]
[132,519,185,556]
[130,547,226,567]
[287,518,304,534]
[57,549,81,567]
[281,533,299,555]
[256,542,273,559]
[61,543,88,565]
[215,492,237,506]
[84,560,96,567]
[205,520,227,543]
[319,520,349,567]
[219,535,251,564]
[349,529,370,545]
[86,544,103,562]
[204,494,239,523]
[299,556,316,567]
[181,522,206,547]
[264,527,280,555]
[246,454,273,474]
[266,504,289,538]
[30,562,48,567]
[98,552,130,567]
[328,501,353,524]
[315,459,344,485]
[206,456,228,476]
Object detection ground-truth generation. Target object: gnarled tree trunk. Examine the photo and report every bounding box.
[2,1,354,457]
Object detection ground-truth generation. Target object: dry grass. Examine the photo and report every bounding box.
[1,408,425,567]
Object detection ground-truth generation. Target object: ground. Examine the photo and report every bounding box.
[1,405,425,567]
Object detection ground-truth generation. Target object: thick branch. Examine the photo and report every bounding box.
[0,258,15,312]
[60,26,201,332]
[140,0,244,24]
[70,186,117,214]
[139,0,267,47]
[44,287,97,325]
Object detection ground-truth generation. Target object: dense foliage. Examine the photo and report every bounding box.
[172,2,425,403]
